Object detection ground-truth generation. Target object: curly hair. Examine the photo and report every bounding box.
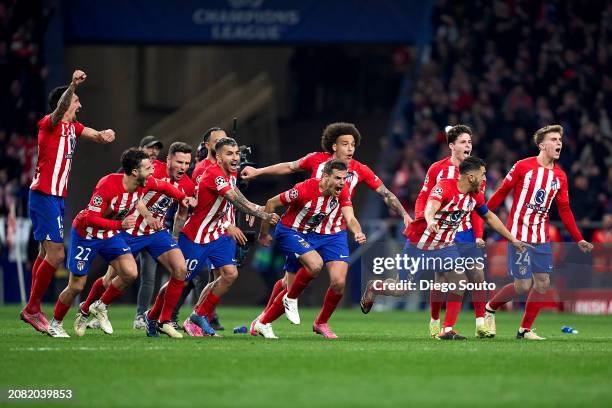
[320,122,361,153]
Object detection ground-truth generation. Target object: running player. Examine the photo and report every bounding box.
[361,124,492,338]
[251,159,367,339]
[21,69,116,333]
[404,156,528,339]
[241,122,410,338]
[484,125,593,340]
[46,148,188,337]
[176,137,279,336]
[75,142,196,338]
[174,127,247,333]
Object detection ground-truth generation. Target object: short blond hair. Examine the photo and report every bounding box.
[533,124,563,146]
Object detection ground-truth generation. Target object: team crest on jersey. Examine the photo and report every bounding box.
[329,199,338,209]
[215,176,228,189]
[92,195,103,206]
[76,261,85,271]
[289,188,298,200]
[550,179,558,190]
[196,175,202,183]
[346,171,355,183]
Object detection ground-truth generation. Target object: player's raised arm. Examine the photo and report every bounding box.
[240,156,307,180]
[341,206,366,245]
[224,187,279,224]
[49,69,86,126]
[80,127,116,144]
[375,183,412,226]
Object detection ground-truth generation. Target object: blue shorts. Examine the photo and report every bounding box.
[275,223,349,273]
[67,228,132,276]
[454,228,483,259]
[179,234,236,281]
[400,241,461,280]
[120,230,178,260]
[28,190,65,243]
[508,242,553,279]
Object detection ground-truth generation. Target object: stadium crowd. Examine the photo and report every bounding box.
[389,0,612,235]
[0,0,48,218]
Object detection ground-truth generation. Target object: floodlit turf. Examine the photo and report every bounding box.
[1,305,612,408]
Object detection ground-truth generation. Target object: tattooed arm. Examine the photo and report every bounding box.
[224,187,279,224]
[50,70,86,126]
[172,205,189,240]
[375,183,413,226]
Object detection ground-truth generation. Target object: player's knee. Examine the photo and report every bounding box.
[514,279,531,294]
[534,275,550,291]
[329,280,345,294]
[68,277,86,293]
[122,265,139,283]
[308,260,324,275]
[223,267,239,284]
[174,264,188,280]
[46,248,65,267]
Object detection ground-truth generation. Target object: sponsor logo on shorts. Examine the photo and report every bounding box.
[519,265,527,275]
[339,254,349,258]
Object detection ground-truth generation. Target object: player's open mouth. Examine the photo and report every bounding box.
[464,150,471,156]
[555,148,561,153]
[346,155,353,160]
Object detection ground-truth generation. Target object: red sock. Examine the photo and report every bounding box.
[520,289,547,329]
[265,279,286,311]
[430,289,445,320]
[315,288,343,324]
[80,278,106,313]
[29,255,44,289]
[472,288,486,318]
[260,289,287,324]
[195,292,220,318]
[286,267,314,299]
[159,277,185,323]
[100,282,124,306]
[53,299,71,321]
[25,260,56,314]
[147,285,166,321]
[489,283,517,310]
[442,292,464,329]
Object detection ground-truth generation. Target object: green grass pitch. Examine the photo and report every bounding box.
[1,305,612,407]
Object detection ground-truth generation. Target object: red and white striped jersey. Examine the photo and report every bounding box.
[125,160,195,236]
[280,178,352,234]
[73,174,185,240]
[415,156,485,234]
[488,157,569,244]
[192,159,235,227]
[297,151,381,234]
[404,178,487,250]
[30,114,84,197]
[182,164,236,244]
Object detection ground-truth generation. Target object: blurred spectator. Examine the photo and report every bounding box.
[0,0,48,218]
